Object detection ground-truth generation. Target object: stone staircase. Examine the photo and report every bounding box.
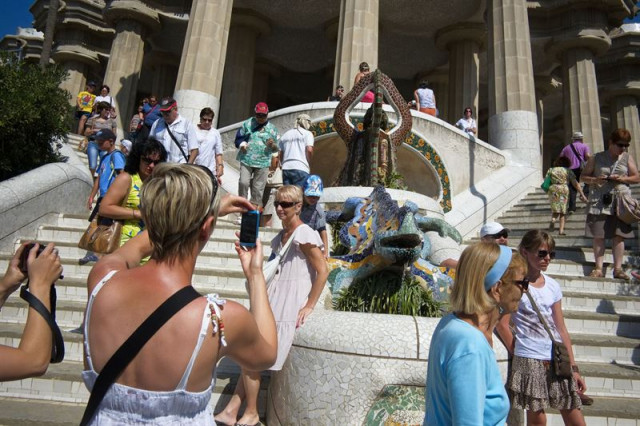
[0,135,277,424]
[495,189,640,425]
[1,135,639,425]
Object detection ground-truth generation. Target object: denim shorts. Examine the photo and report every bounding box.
[283,169,309,188]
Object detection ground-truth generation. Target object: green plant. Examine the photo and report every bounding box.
[0,52,72,181]
[385,169,407,190]
[333,271,443,317]
[330,220,350,256]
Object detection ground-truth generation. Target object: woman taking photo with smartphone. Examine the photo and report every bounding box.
[497,230,585,426]
[216,185,329,426]
[580,129,639,279]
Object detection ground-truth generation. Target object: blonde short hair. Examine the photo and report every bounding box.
[450,242,527,315]
[276,185,303,203]
[140,163,220,262]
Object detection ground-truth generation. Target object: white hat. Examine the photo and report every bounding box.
[480,222,510,238]
[572,131,584,140]
[120,139,132,152]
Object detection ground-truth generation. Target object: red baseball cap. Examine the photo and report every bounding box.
[255,102,269,114]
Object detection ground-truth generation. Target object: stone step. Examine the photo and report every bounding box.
[571,334,639,366]
[546,273,640,297]
[545,396,640,425]
[579,362,640,399]
[564,310,640,339]
[562,291,640,315]
[0,358,268,424]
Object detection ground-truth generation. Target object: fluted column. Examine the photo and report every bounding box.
[102,2,160,136]
[174,0,233,126]
[250,60,281,110]
[561,47,605,152]
[488,0,539,168]
[435,23,485,123]
[333,0,379,91]
[218,11,270,127]
[611,95,640,163]
[59,60,88,102]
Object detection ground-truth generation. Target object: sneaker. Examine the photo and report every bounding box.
[79,253,99,265]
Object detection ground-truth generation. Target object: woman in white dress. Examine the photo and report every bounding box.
[216,185,329,426]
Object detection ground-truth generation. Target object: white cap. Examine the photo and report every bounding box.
[120,139,132,152]
[480,222,510,238]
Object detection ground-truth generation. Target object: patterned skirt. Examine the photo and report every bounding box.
[507,355,582,412]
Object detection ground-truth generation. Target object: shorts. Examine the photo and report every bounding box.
[76,110,91,119]
[585,213,633,239]
[507,355,582,412]
[283,169,309,188]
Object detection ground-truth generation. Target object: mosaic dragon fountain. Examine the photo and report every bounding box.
[326,70,460,303]
[326,186,460,303]
[332,69,412,186]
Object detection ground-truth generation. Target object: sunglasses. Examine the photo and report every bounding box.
[274,200,297,209]
[514,278,529,291]
[537,250,556,259]
[489,230,508,239]
[616,143,630,148]
[201,118,213,122]
[142,157,161,165]
[255,113,267,119]
[160,109,174,115]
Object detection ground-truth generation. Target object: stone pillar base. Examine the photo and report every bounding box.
[489,110,540,168]
[174,89,220,126]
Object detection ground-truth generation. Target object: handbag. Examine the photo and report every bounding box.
[80,286,201,426]
[78,216,123,254]
[615,189,640,224]
[266,167,283,188]
[541,172,552,193]
[525,292,573,378]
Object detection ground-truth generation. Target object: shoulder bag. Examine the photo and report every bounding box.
[78,162,130,254]
[615,188,640,224]
[541,171,552,193]
[165,121,189,162]
[525,292,572,378]
[80,286,201,426]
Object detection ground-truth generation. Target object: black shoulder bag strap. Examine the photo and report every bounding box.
[569,142,584,166]
[80,286,201,426]
[20,284,65,363]
[525,291,557,343]
[164,121,189,162]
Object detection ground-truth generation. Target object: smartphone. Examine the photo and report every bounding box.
[239,210,260,247]
[18,243,47,274]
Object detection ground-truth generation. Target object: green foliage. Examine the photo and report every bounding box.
[330,220,350,256]
[384,169,407,190]
[333,271,443,317]
[0,53,72,181]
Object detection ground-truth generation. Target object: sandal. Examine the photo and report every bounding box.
[613,268,630,281]
[588,269,603,278]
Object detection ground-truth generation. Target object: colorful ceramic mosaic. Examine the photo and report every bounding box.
[326,186,458,303]
[364,385,426,426]
[312,118,452,212]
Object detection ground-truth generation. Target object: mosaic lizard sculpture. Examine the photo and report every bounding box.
[326,186,461,302]
[333,69,412,186]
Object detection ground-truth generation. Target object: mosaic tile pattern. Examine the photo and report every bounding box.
[311,118,452,212]
[364,385,425,426]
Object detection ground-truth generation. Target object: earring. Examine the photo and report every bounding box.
[498,305,505,315]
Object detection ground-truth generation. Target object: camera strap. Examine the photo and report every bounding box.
[19,284,65,363]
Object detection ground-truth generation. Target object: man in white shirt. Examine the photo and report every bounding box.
[278,113,314,187]
[194,107,224,182]
[149,97,198,164]
[455,107,477,136]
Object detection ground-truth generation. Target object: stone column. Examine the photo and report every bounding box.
[59,60,88,102]
[218,11,270,127]
[611,95,640,163]
[561,47,606,152]
[435,23,485,123]
[152,64,179,101]
[333,0,379,91]
[174,0,233,126]
[488,0,539,168]
[102,1,160,136]
[250,60,281,110]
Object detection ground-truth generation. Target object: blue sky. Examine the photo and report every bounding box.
[1,0,639,39]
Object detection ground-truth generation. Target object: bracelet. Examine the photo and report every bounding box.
[571,365,580,373]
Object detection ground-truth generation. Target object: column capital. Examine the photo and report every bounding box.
[435,22,486,51]
[103,0,161,34]
[545,30,611,60]
[231,8,271,37]
[51,43,102,68]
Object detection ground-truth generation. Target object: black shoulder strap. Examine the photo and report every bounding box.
[569,142,583,163]
[165,121,189,162]
[80,286,201,426]
[20,284,65,363]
